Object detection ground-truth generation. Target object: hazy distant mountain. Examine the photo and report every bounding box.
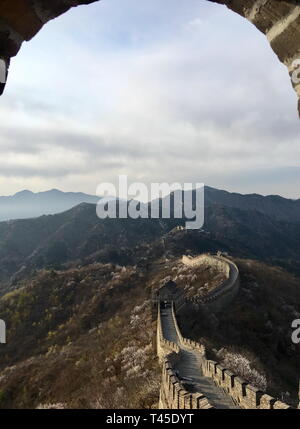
[1,186,299,224]
[205,186,300,223]
[0,189,99,221]
[161,186,300,224]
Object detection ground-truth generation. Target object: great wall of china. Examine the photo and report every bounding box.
[156,254,291,409]
[0,0,298,410]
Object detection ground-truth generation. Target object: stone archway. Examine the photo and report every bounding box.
[0,0,299,115]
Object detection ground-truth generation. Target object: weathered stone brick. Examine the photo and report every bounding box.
[0,0,42,40]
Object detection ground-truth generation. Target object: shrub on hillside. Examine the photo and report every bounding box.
[217,348,267,391]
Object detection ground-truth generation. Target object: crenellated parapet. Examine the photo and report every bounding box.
[159,354,213,409]
[202,359,291,409]
[157,304,180,361]
[182,254,240,312]
[170,301,206,355]
[157,254,292,409]
[157,304,213,409]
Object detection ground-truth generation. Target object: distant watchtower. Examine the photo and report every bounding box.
[153,279,184,311]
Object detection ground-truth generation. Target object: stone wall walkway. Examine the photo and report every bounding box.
[161,307,240,409]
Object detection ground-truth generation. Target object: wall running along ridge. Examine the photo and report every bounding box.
[181,254,240,312]
[157,254,291,409]
[0,0,299,115]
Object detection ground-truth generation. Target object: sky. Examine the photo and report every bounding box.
[0,0,299,199]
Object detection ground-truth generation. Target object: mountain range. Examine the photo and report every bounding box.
[0,186,299,224]
[205,186,300,224]
[0,185,298,289]
[0,185,299,408]
[0,189,99,221]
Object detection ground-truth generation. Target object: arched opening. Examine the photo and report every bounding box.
[0,0,299,116]
[0,0,299,198]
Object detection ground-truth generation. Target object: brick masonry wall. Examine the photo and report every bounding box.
[202,359,291,409]
[157,255,292,409]
[182,254,240,312]
[156,304,180,361]
[159,353,213,409]
[157,304,213,409]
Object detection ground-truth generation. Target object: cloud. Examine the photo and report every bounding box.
[0,0,298,198]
